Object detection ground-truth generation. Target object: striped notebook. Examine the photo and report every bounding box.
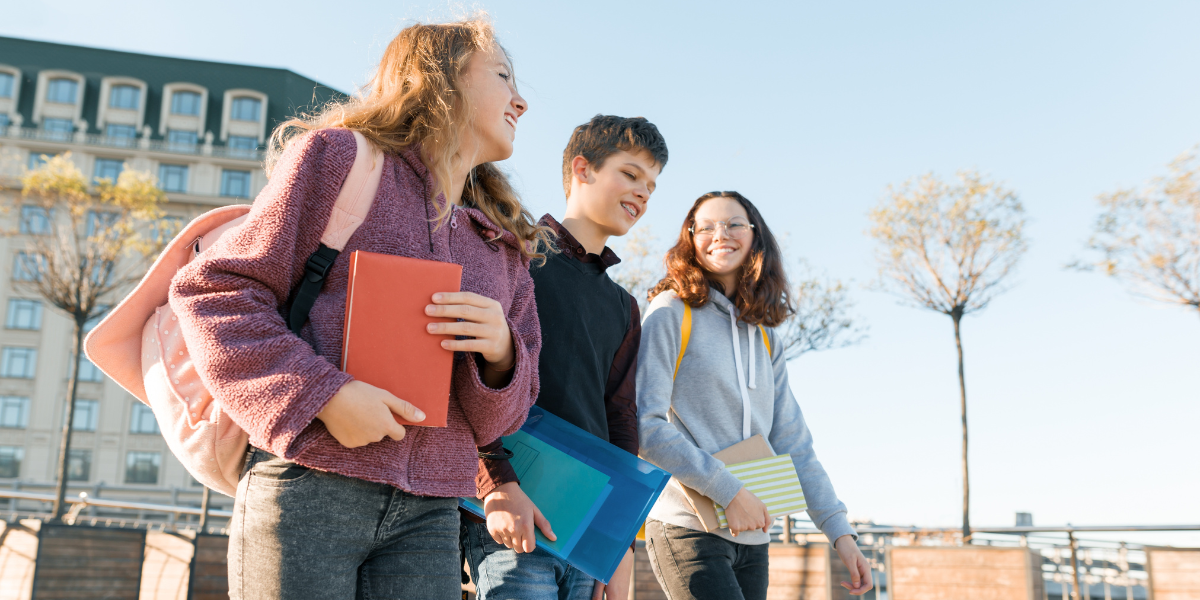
[713,454,807,529]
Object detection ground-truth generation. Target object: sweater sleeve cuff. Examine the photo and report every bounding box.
[456,317,535,444]
[817,511,857,544]
[267,363,354,460]
[476,440,520,498]
[707,469,746,509]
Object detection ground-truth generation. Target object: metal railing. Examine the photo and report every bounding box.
[0,488,232,534]
[1,125,265,161]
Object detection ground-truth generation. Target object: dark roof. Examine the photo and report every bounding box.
[0,35,345,141]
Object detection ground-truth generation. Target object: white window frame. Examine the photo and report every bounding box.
[130,402,160,435]
[220,89,268,144]
[0,347,37,379]
[5,298,43,330]
[33,70,85,125]
[96,76,147,133]
[0,396,30,429]
[0,447,23,479]
[0,65,22,128]
[159,83,208,137]
[71,399,99,431]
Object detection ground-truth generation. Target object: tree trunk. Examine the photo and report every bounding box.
[952,309,971,543]
[51,319,85,521]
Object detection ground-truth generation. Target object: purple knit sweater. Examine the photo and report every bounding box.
[169,128,540,498]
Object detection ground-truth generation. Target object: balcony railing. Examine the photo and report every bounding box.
[0,125,265,161]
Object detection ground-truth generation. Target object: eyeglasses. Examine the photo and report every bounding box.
[689,219,755,239]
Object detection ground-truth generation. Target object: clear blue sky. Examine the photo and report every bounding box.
[7,1,1197,543]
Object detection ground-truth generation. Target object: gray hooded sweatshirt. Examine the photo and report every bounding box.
[637,289,855,546]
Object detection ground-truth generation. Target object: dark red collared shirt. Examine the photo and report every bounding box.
[475,214,641,498]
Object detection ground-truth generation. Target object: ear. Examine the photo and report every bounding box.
[571,155,593,185]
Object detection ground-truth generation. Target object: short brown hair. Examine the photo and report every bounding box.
[561,115,668,197]
[649,191,794,327]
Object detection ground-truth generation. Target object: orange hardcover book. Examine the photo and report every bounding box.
[342,250,462,428]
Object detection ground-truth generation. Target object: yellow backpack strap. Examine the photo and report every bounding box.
[673,303,692,380]
[759,324,771,357]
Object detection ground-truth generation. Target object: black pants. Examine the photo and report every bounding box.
[644,519,770,600]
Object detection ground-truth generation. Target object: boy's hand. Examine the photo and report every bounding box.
[483,482,555,553]
[724,487,771,537]
[317,380,425,448]
[834,534,874,595]
[591,548,634,599]
[426,292,515,369]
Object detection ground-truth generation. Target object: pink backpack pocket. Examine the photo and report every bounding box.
[86,131,382,496]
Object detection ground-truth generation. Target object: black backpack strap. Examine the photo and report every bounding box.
[287,244,340,337]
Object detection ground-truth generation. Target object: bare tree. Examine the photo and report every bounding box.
[610,226,662,315]
[7,154,167,520]
[867,170,1028,541]
[1073,148,1200,317]
[778,261,866,361]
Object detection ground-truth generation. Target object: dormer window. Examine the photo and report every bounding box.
[0,73,13,98]
[109,85,140,110]
[46,79,78,104]
[171,91,201,116]
[230,97,261,122]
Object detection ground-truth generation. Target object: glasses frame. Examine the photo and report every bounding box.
[689,219,757,239]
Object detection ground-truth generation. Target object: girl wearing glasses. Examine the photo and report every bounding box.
[636,191,871,599]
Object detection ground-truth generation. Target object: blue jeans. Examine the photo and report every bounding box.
[229,448,461,600]
[461,519,595,600]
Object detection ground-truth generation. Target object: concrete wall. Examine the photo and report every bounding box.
[1147,547,1200,600]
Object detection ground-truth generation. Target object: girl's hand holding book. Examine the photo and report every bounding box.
[426,292,515,370]
[724,487,772,537]
[317,380,426,448]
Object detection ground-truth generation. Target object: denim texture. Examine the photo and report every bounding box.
[229,448,461,600]
[461,520,594,600]
[644,519,770,600]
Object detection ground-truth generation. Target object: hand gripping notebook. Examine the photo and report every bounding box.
[341,250,462,427]
[679,434,777,533]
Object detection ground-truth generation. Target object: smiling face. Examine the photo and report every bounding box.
[692,196,755,293]
[459,46,527,165]
[565,149,661,239]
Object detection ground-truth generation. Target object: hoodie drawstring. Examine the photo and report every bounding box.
[728,304,755,440]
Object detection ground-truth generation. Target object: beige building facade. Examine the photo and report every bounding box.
[0,35,340,513]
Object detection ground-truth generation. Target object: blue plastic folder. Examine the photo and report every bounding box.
[460,406,671,584]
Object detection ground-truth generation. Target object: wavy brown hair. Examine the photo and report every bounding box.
[266,15,551,262]
[649,191,794,327]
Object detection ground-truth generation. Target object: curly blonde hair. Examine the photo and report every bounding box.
[267,15,551,261]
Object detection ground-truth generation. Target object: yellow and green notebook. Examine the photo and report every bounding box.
[713,454,807,529]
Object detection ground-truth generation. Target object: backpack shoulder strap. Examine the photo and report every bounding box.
[287,131,383,336]
[673,303,692,380]
[759,324,771,357]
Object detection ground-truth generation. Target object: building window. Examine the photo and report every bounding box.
[221,170,252,198]
[227,135,258,156]
[0,397,30,429]
[0,348,37,379]
[46,79,78,104]
[0,73,13,98]
[68,449,91,482]
[158,164,188,193]
[0,114,10,132]
[130,402,159,434]
[151,216,184,244]
[42,118,73,140]
[109,85,139,110]
[72,399,98,431]
[86,210,119,237]
[93,158,124,184]
[166,129,198,150]
[6,299,43,330]
[125,451,160,484]
[171,91,201,116]
[230,97,261,122]
[105,124,137,145]
[12,251,45,281]
[77,356,104,383]
[0,447,23,478]
[19,205,51,235]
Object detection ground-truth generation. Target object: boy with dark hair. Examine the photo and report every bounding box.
[464,114,668,600]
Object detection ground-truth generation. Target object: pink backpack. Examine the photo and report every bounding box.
[85,131,383,496]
